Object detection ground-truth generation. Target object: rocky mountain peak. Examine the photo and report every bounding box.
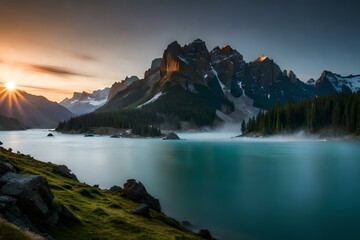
[254,54,269,62]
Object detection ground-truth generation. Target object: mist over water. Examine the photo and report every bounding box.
[1,129,360,240]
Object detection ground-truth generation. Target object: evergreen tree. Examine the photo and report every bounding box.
[241,119,246,134]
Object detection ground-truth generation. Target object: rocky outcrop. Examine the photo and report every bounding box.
[0,172,76,234]
[122,179,161,212]
[53,165,78,181]
[163,132,180,140]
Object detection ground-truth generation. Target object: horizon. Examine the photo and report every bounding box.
[1,0,360,102]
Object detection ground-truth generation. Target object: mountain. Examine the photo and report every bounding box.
[0,88,74,128]
[107,76,139,101]
[0,114,27,130]
[58,39,360,133]
[60,88,110,115]
[100,39,316,124]
[316,71,360,96]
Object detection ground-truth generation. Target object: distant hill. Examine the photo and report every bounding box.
[0,114,27,131]
[0,88,74,128]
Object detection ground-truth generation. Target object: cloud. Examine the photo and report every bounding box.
[71,52,97,62]
[19,84,74,95]
[20,63,91,78]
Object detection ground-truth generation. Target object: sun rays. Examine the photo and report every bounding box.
[0,86,28,118]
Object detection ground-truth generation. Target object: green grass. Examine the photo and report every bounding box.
[0,148,199,240]
[0,216,45,240]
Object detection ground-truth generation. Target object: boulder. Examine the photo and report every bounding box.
[53,165,78,181]
[109,185,122,192]
[47,133,54,137]
[163,132,180,140]
[0,172,58,231]
[0,141,3,145]
[0,172,76,235]
[122,179,161,212]
[84,134,94,137]
[0,156,16,176]
[131,203,150,217]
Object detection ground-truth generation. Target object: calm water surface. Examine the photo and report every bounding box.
[1,129,360,240]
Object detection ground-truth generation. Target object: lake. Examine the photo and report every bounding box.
[1,129,360,240]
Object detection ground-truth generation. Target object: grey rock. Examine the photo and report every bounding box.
[53,165,78,181]
[131,203,149,217]
[163,132,180,140]
[122,179,161,212]
[0,172,58,231]
[0,157,16,176]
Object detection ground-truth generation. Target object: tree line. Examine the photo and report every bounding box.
[56,110,162,137]
[243,92,360,135]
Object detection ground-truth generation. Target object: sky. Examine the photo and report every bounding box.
[0,0,359,102]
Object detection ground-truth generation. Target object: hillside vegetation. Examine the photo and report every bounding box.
[0,148,200,240]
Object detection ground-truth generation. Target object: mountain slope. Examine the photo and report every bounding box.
[0,88,74,128]
[316,71,360,96]
[0,114,27,130]
[60,88,110,115]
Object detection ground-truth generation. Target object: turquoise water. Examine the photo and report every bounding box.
[1,130,360,240]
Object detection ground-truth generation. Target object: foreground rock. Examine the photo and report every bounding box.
[163,132,180,140]
[0,156,16,176]
[0,172,76,234]
[122,179,161,212]
[53,165,78,181]
[47,133,54,137]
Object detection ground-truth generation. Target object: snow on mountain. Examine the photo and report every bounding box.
[326,72,360,93]
[60,87,110,115]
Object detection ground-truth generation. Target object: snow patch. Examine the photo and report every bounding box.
[137,92,164,108]
[268,94,271,99]
[327,74,360,93]
[210,65,226,94]
[177,55,189,64]
[238,81,246,97]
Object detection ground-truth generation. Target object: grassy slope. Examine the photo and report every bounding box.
[0,149,199,240]
[0,217,45,240]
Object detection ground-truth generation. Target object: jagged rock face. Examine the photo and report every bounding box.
[159,40,210,87]
[246,56,282,86]
[144,58,162,78]
[107,76,140,101]
[210,45,246,97]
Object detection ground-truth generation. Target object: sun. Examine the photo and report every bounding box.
[5,81,16,91]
